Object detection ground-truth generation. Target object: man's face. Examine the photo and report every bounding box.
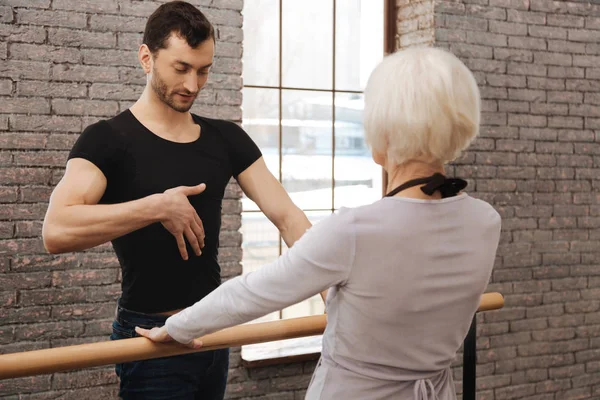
[149,34,214,112]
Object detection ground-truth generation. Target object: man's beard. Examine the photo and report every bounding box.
[151,68,197,113]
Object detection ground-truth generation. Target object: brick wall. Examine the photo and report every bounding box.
[0,0,252,398]
[395,1,600,399]
[3,0,600,399]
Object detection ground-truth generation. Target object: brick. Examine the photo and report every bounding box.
[531,103,568,116]
[17,81,87,98]
[548,91,583,103]
[10,43,81,63]
[548,39,587,54]
[507,89,545,103]
[15,321,84,341]
[51,99,119,117]
[508,36,546,51]
[89,14,147,33]
[488,0,528,9]
[0,78,11,95]
[480,87,509,101]
[533,52,572,66]
[204,8,243,27]
[587,118,600,129]
[549,116,583,129]
[489,20,527,35]
[507,9,546,25]
[496,139,534,152]
[548,66,584,78]
[569,29,600,43]
[0,60,51,80]
[89,83,142,101]
[16,9,86,28]
[51,64,120,83]
[508,114,547,128]
[0,6,12,23]
[399,30,434,47]
[507,62,546,77]
[15,220,44,237]
[495,383,535,399]
[48,28,115,49]
[536,379,572,393]
[0,23,46,43]
[51,0,118,13]
[118,0,165,17]
[548,14,585,28]
[51,302,115,320]
[586,43,600,56]
[82,48,138,67]
[0,306,51,324]
[529,25,568,40]
[52,269,117,287]
[117,32,142,50]
[0,97,50,114]
[465,4,506,20]
[494,48,532,62]
[444,15,488,31]
[451,43,493,59]
[586,92,600,105]
[10,115,81,132]
[573,54,600,67]
[567,79,600,91]
[0,376,51,396]
[52,369,117,390]
[488,74,526,88]
[466,31,507,47]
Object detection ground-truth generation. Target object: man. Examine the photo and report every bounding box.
[42,2,314,399]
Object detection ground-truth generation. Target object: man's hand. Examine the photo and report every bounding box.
[135,326,203,349]
[159,184,206,260]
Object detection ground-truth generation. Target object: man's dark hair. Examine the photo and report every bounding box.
[143,1,215,53]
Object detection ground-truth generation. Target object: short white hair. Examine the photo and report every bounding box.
[363,47,481,166]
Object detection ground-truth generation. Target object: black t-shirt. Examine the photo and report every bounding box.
[68,110,262,313]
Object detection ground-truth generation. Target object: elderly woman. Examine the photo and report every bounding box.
[137,47,501,399]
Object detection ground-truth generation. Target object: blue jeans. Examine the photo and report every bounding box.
[110,302,229,400]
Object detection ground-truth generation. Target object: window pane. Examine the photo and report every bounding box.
[242,0,279,86]
[242,87,280,212]
[336,0,385,91]
[282,0,333,89]
[281,211,332,319]
[281,90,333,210]
[241,212,280,323]
[334,93,382,209]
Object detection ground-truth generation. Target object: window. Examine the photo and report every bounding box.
[240,0,386,363]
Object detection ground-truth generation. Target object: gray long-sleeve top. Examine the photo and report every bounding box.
[166,193,502,399]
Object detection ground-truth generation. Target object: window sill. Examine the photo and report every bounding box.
[241,335,322,368]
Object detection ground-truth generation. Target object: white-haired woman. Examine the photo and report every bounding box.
[137,47,501,400]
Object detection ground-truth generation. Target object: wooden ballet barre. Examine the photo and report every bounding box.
[0,292,504,380]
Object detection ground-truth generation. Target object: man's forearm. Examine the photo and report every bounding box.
[277,205,311,248]
[276,206,328,302]
[43,195,163,254]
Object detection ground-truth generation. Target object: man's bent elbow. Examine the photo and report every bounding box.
[42,224,67,254]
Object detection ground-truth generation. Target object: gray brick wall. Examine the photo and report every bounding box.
[3,0,599,399]
[396,1,600,399]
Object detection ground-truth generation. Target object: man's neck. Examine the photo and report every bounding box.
[130,86,192,128]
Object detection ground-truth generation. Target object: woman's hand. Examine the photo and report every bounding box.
[135,326,203,349]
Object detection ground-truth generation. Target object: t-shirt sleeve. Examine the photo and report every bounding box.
[68,120,124,181]
[219,121,262,178]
